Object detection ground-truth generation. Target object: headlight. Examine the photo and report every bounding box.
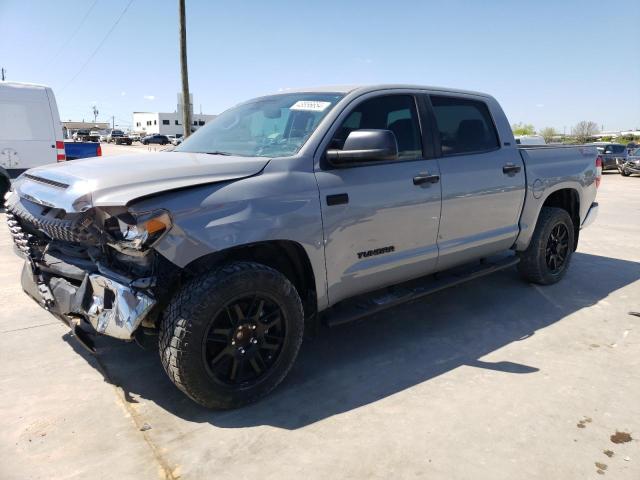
[104,209,172,253]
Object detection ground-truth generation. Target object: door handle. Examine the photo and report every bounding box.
[502,163,522,175]
[413,173,440,185]
[326,193,349,206]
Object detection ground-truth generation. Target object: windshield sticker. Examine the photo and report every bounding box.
[290,100,332,112]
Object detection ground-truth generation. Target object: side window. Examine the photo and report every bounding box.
[331,95,422,160]
[430,96,499,155]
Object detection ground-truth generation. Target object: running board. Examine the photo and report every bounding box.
[323,255,520,327]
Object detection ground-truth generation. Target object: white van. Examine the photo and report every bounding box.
[0,81,66,200]
[515,135,546,145]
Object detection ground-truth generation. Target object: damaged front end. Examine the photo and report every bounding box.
[5,185,177,347]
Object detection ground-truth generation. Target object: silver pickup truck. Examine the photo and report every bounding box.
[5,85,600,409]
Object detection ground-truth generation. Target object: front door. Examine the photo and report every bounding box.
[315,94,442,305]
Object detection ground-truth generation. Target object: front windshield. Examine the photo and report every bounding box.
[175,92,343,157]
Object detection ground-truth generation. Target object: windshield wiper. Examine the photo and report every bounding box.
[205,151,233,156]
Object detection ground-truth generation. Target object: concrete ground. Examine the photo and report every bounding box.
[99,141,168,156]
[0,169,638,479]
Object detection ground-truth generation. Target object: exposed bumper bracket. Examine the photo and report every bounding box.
[86,274,155,340]
[21,262,155,340]
[581,202,599,230]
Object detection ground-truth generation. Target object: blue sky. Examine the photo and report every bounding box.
[1,0,639,132]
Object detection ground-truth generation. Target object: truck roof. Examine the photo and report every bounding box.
[272,84,492,98]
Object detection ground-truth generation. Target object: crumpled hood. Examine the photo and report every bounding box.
[13,152,270,211]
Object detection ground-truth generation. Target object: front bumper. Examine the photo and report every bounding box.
[21,261,155,340]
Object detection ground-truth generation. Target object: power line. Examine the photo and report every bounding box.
[49,0,99,64]
[60,0,135,92]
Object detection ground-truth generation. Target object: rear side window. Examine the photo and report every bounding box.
[430,96,499,155]
[331,95,422,160]
[612,145,626,154]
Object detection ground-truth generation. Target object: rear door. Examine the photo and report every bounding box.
[315,93,442,305]
[426,94,525,270]
[0,85,58,175]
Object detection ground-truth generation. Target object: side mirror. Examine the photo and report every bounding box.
[326,129,398,165]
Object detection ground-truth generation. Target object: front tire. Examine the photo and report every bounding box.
[621,168,631,177]
[159,262,304,409]
[518,207,575,285]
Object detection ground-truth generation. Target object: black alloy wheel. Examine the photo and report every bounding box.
[545,223,570,274]
[203,294,286,387]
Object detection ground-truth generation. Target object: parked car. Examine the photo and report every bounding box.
[141,134,170,145]
[72,129,91,142]
[88,131,101,142]
[107,130,132,145]
[590,142,627,171]
[129,133,141,142]
[166,135,184,146]
[618,147,640,177]
[0,81,67,202]
[5,85,600,409]
[106,129,124,143]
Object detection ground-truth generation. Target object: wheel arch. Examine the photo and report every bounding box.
[540,187,580,250]
[516,184,582,252]
[182,240,318,320]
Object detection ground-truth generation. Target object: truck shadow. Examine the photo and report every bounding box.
[65,251,639,430]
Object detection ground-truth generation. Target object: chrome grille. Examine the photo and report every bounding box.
[5,196,96,245]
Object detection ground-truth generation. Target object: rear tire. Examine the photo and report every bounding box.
[518,207,575,285]
[159,262,304,409]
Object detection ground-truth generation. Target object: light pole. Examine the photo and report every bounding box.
[179,0,192,139]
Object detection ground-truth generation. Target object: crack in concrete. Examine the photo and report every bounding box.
[0,321,60,334]
[91,353,179,480]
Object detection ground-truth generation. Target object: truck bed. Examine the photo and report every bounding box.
[515,144,598,250]
[64,141,101,160]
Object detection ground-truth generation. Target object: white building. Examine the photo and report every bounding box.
[132,94,215,136]
[592,130,640,139]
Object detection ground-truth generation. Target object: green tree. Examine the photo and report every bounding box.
[512,122,536,136]
[572,121,599,143]
[539,127,558,143]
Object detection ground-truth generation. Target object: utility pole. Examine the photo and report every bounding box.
[112,115,115,130]
[178,0,192,139]
[92,105,99,123]
[1,67,6,81]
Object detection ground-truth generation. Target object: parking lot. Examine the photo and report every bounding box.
[0,169,638,479]
[99,141,167,156]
